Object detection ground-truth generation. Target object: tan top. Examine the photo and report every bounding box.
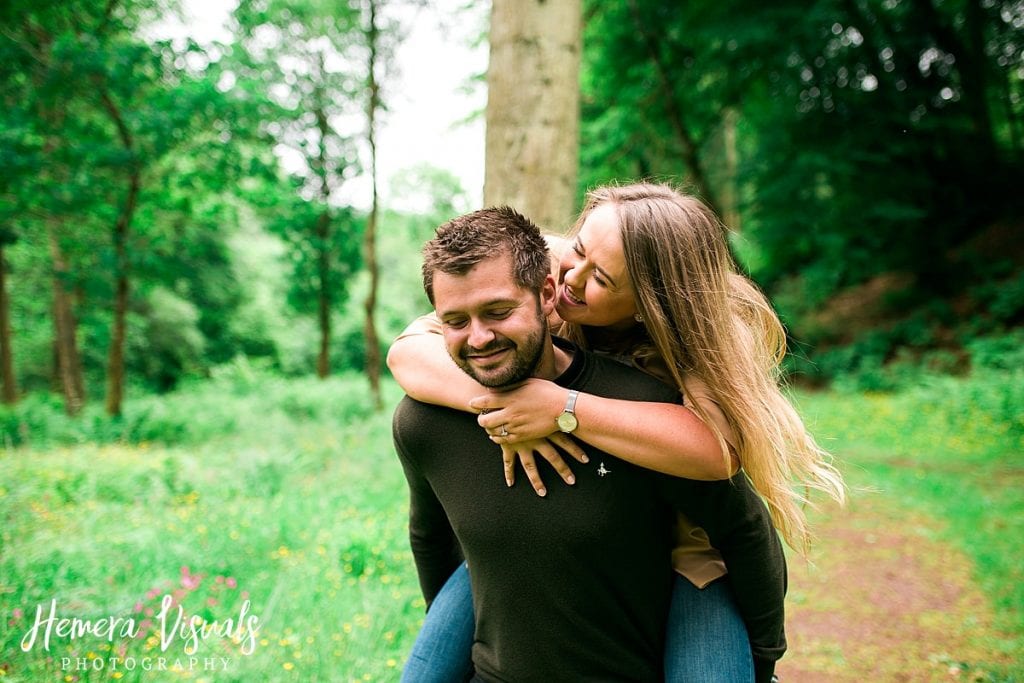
[401,234,733,587]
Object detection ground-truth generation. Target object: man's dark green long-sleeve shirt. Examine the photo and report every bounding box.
[393,339,786,682]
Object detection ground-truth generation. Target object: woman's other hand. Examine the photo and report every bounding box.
[497,436,589,497]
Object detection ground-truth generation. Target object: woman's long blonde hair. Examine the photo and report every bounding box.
[564,182,845,553]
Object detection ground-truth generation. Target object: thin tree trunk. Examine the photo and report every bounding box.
[40,99,85,413]
[48,226,84,415]
[0,242,18,404]
[105,216,132,416]
[485,0,582,231]
[722,108,740,232]
[363,0,383,410]
[99,87,140,417]
[316,209,331,379]
[313,68,333,379]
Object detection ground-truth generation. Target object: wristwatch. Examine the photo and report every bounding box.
[556,390,580,433]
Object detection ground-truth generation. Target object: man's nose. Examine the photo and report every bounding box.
[467,318,496,348]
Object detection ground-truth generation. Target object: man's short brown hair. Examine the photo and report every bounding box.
[422,206,550,305]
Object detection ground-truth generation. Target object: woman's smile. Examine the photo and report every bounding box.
[559,284,586,308]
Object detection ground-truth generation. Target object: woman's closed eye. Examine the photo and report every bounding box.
[572,242,609,288]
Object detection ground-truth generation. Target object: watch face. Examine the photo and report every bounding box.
[557,412,578,432]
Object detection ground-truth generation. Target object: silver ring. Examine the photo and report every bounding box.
[500,425,509,437]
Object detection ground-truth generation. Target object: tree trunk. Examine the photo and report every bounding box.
[105,197,134,417]
[313,75,333,380]
[316,209,332,379]
[100,87,140,417]
[721,108,740,232]
[363,0,383,409]
[35,86,84,413]
[48,226,84,415]
[485,0,582,232]
[0,243,18,404]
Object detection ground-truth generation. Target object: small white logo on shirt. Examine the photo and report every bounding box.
[597,462,611,477]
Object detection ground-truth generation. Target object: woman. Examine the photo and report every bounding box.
[389,182,845,682]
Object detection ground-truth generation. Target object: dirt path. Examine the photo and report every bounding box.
[777,495,1013,682]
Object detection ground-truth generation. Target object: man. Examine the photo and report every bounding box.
[393,207,785,682]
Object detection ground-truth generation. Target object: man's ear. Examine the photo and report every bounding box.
[539,274,557,316]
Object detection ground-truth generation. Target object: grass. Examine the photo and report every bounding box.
[0,372,422,682]
[0,366,1021,681]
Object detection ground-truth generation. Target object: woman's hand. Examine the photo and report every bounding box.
[476,377,736,481]
[470,378,572,443]
[497,437,589,497]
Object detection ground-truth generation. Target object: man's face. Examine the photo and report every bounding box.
[432,252,555,387]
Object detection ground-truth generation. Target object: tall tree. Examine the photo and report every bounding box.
[232,0,365,378]
[95,42,144,418]
[2,1,101,414]
[485,0,582,231]
[362,0,383,408]
[96,36,236,414]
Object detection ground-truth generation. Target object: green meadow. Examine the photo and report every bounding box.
[1,362,1021,681]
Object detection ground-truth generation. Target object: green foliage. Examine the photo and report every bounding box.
[736,0,1024,291]
[1,0,430,398]
[1,0,271,400]
[266,192,365,318]
[0,359,384,449]
[580,0,1024,382]
[966,330,1024,372]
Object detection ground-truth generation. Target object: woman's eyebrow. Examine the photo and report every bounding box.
[576,236,619,288]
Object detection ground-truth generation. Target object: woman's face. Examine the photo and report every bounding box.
[555,203,638,329]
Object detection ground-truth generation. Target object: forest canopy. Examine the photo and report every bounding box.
[1,0,1021,421]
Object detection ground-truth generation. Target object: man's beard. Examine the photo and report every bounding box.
[456,326,546,388]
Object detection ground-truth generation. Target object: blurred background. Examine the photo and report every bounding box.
[1,0,1021,680]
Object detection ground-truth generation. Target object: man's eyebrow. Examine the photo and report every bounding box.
[575,236,619,288]
[438,298,520,318]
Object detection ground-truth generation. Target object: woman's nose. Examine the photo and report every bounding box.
[563,263,584,289]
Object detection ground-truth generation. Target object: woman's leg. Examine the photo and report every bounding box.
[401,562,475,683]
[664,575,754,683]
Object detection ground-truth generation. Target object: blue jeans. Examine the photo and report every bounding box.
[665,575,753,682]
[401,563,753,682]
[401,562,475,683]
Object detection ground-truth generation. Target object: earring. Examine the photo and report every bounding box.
[634,313,644,323]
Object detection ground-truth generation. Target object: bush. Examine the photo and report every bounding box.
[966,330,1024,372]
